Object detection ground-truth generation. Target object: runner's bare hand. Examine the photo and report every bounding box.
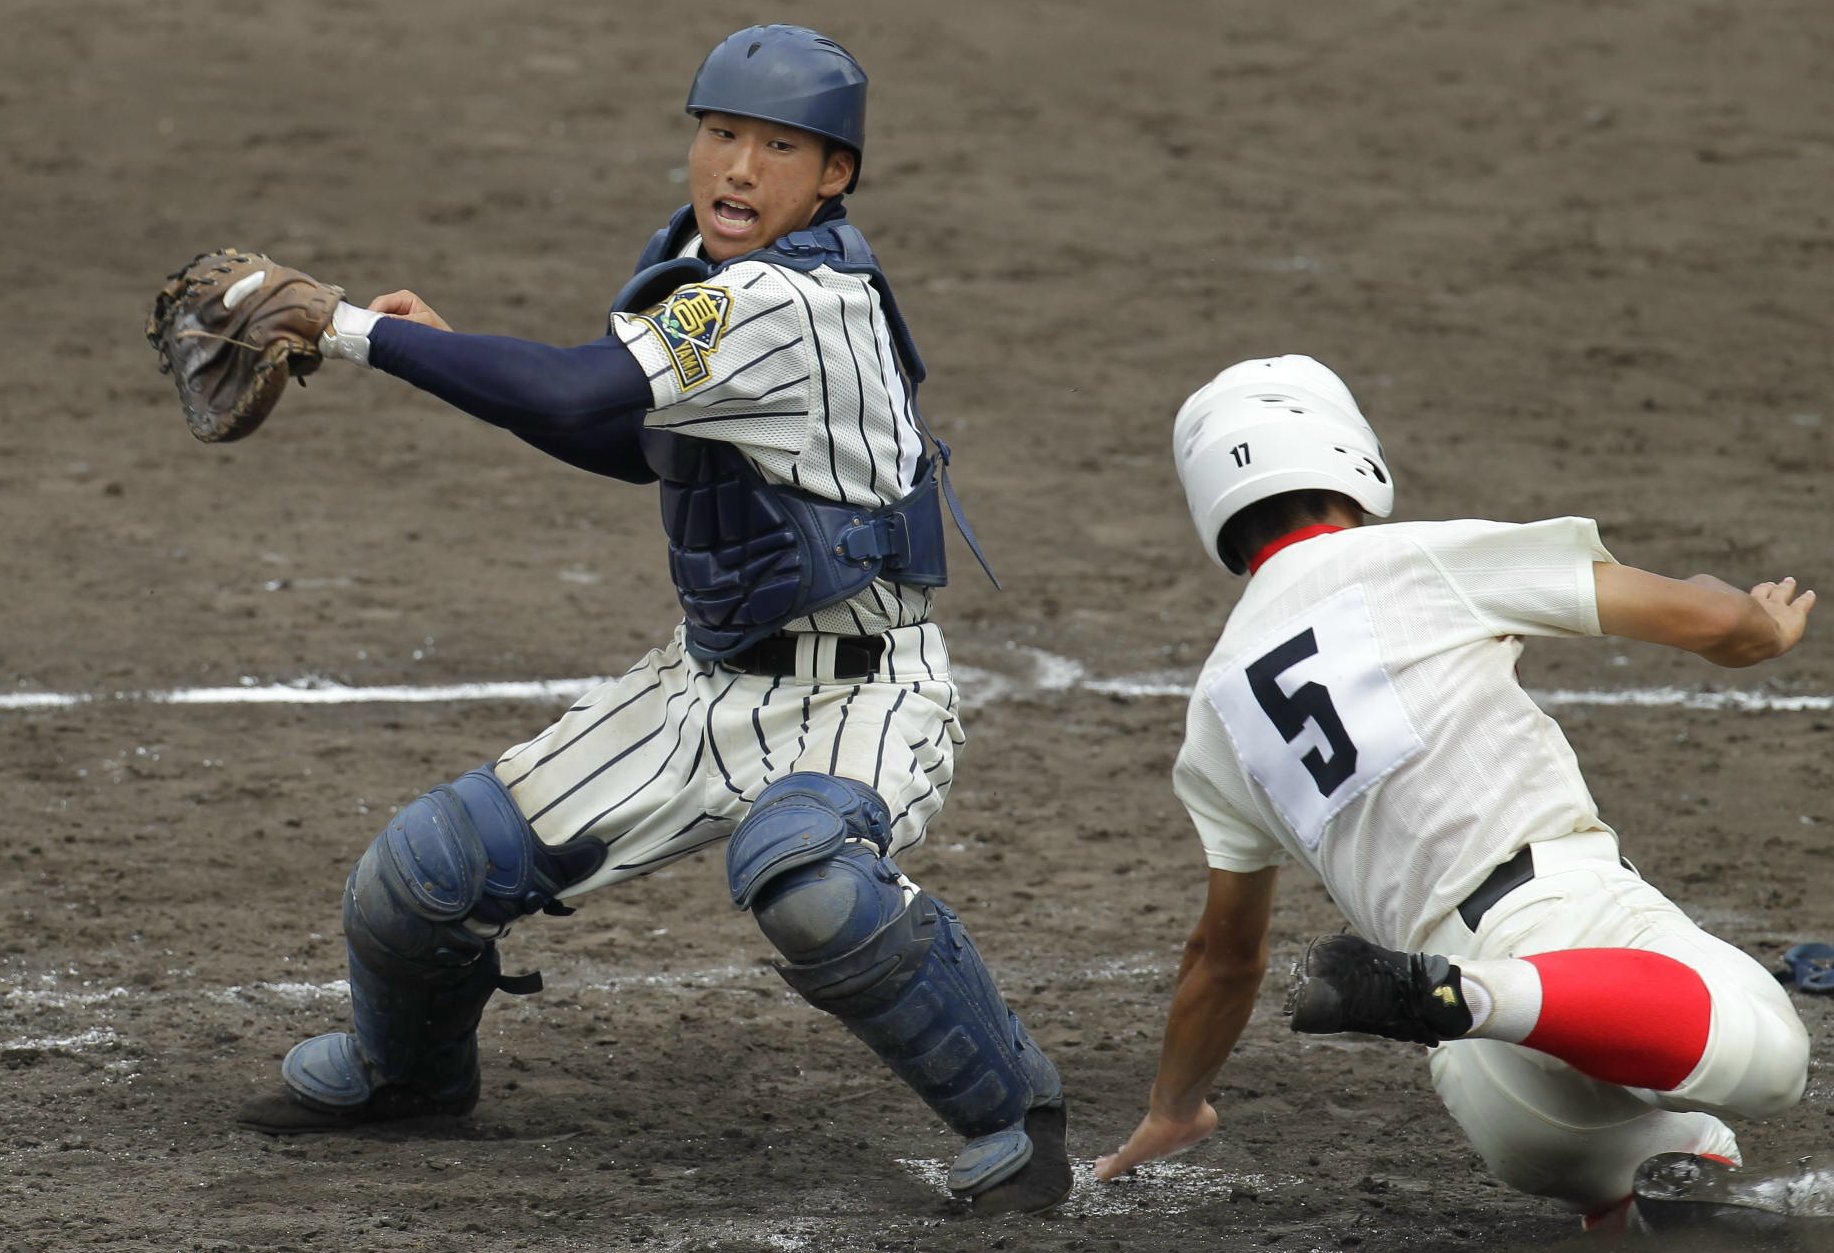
[1094,1102,1219,1182]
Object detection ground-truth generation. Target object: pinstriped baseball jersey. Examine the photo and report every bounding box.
[497,620,965,897]
[612,242,933,638]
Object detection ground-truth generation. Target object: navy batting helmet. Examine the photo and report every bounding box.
[686,25,868,192]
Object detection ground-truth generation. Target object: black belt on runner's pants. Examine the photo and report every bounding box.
[1456,845,1536,931]
[722,633,886,680]
[1457,841,1638,932]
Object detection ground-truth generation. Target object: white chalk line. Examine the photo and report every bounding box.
[590,1158,1299,1249]
[895,1156,1304,1220]
[0,676,607,711]
[2,645,1829,714]
[1,951,1174,1058]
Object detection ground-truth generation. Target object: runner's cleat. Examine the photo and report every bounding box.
[1633,1152,1834,1239]
[1286,934,1474,1046]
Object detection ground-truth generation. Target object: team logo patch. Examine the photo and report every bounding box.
[638,283,733,391]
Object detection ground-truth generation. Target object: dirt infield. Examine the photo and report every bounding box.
[5,1,1832,1250]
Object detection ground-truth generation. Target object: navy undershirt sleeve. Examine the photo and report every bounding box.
[368,318,658,482]
[508,425,658,484]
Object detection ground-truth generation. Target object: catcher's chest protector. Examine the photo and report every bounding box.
[611,209,953,661]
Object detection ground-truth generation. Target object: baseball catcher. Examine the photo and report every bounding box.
[162,25,1071,1218]
[146,249,343,442]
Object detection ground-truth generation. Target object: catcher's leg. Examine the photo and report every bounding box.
[727,772,1070,1214]
[239,766,605,1133]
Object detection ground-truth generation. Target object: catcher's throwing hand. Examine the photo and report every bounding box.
[366,289,452,331]
[146,249,343,443]
[1093,1100,1219,1182]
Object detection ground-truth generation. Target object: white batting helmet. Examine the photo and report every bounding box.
[1173,355,1393,572]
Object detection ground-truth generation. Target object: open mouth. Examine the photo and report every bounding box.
[712,198,760,231]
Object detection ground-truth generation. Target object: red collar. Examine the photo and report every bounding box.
[1247,524,1345,574]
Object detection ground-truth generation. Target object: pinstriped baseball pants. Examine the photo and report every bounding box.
[493,620,965,900]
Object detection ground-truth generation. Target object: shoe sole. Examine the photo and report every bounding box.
[1283,935,1463,1045]
[238,1106,378,1136]
[236,1077,480,1136]
[1634,1152,1834,1235]
[1285,937,1344,1035]
[237,1100,475,1136]
[970,1103,1072,1216]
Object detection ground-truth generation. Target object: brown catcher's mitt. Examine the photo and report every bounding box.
[146,249,344,443]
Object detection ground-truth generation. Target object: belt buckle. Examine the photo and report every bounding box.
[827,635,882,681]
[726,635,793,677]
[851,635,886,680]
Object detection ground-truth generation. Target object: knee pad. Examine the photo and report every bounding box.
[750,842,909,965]
[329,766,605,1094]
[726,772,892,911]
[345,765,607,974]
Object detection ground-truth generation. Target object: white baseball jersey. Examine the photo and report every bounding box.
[1181,516,1811,1213]
[610,243,933,639]
[1175,516,1616,951]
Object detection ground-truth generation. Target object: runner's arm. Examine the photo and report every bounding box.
[1094,866,1278,1181]
[1594,563,1814,667]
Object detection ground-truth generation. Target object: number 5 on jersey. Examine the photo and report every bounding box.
[1205,585,1423,851]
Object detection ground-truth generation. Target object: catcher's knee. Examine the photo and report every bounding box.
[727,773,904,963]
[750,842,909,965]
[726,772,894,909]
[344,765,607,974]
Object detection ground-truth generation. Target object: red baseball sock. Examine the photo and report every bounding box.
[1520,949,1711,1090]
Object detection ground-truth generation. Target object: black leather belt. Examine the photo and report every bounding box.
[1457,845,1535,931]
[722,633,885,680]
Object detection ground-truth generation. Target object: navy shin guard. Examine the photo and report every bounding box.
[282,767,604,1108]
[727,772,1062,1196]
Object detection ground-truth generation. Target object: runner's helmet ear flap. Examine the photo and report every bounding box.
[686,25,868,193]
[1172,355,1394,573]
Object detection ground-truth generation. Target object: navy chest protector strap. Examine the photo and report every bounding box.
[609,208,998,659]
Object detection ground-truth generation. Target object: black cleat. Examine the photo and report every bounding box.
[236,1069,480,1135]
[1633,1152,1834,1240]
[1285,934,1474,1046]
[971,1103,1073,1216]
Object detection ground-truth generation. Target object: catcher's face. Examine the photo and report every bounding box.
[689,112,855,262]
